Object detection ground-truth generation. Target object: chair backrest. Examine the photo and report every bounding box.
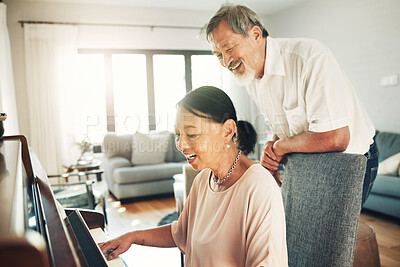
[282,152,367,267]
[183,163,200,198]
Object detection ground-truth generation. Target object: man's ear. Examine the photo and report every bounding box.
[249,25,263,42]
[222,119,236,141]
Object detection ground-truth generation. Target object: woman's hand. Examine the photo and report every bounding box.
[99,224,175,261]
[99,232,134,260]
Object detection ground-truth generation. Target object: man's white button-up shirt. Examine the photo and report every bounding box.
[247,37,375,154]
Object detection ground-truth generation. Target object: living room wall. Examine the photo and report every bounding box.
[264,0,400,133]
[4,0,220,140]
[6,0,399,143]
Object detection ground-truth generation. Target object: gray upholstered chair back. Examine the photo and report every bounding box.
[282,152,367,267]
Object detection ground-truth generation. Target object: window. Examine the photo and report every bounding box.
[76,54,107,144]
[112,54,148,134]
[191,55,222,89]
[153,54,186,132]
[76,50,222,143]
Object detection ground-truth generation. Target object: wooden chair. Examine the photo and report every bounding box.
[49,169,108,225]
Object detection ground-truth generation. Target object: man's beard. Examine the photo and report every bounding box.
[233,60,256,86]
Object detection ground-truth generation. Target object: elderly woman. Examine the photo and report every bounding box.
[100,86,288,266]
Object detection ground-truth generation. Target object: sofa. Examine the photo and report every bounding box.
[363,130,400,219]
[101,131,187,201]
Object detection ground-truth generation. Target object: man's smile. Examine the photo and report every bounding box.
[228,60,243,73]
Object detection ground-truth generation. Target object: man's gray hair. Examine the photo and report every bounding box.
[206,4,269,42]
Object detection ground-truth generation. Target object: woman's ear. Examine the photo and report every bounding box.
[222,119,236,141]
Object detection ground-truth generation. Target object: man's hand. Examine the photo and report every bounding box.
[99,232,134,260]
[261,140,284,186]
[261,141,280,171]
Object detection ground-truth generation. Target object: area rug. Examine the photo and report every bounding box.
[158,211,178,226]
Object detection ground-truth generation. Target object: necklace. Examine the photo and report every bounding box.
[213,150,242,185]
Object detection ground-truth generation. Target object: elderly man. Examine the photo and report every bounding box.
[206,4,377,206]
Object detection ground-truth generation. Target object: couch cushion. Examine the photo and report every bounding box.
[173,145,187,162]
[375,131,400,162]
[370,175,400,198]
[102,134,133,160]
[111,179,175,200]
[148,130,175,162]
[363,194,400,218]
[377,152,400,176]
[106,157,132,177]
[164,133,186,163]
[131,131,170,165]
[164,132,187,163]
[113,162,184,184]
[165,132,176,162]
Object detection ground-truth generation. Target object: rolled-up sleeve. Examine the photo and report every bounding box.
[304,54,349,133]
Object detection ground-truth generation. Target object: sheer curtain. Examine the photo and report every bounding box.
[24,24,78,174]
[0,2,19,134]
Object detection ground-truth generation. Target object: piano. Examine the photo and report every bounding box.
[0,135,125,267]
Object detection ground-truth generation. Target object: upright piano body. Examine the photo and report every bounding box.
[0,136,113,267]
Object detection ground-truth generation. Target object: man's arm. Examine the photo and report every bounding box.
[273,126,350,156]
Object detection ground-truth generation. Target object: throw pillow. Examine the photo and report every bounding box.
[102,134,133,160]
[131,132,170,165]
[398,163,400,177]
[377,152,400,176]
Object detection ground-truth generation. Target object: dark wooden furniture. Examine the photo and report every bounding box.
[353,222,381,267]
[48,169,108,225]
[0,135,108,266]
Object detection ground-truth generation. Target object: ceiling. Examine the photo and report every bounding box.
[21,0,309,15]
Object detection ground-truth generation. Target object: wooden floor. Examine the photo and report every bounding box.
[102,195,400,267]
[104,194,181,266]
[359,210,400,267]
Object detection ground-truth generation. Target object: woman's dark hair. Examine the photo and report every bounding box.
[177,86,257,155]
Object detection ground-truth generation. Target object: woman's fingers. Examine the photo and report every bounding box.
[99,240,117,254]
[106,243,130,260]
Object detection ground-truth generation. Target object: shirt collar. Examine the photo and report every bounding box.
[262,36,286,80]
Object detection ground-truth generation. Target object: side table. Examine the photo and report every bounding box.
[353,222,381,267]
[63,159,102,181]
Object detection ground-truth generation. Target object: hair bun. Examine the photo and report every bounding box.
[235,120,257,155]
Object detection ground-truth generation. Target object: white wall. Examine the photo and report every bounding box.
[6,0,399,139]
[264,0,400,133]
[4,0,217,138]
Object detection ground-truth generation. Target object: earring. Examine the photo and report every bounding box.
[227,144,230,148]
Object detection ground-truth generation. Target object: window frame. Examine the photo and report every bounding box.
[78,49,213,132]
